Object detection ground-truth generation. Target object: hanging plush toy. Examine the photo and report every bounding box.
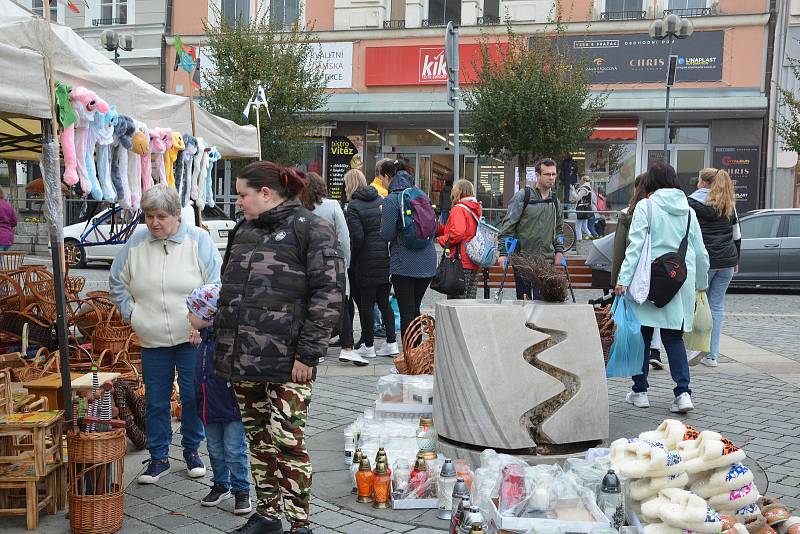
[200,146,221,209]
[164,131,184,188]
[176,133,197,207]
[70,86,109,195]
[92,105,119,202]
[111,115,135,209]
[190,137,208,203]
[134,121,155,194]
[84,106,118,201]
[55,82,79,186]
[128,121,149,210]
[149,128,172,185]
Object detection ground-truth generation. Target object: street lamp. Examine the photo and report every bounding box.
[100,29,134,64]
[649,13,693,162]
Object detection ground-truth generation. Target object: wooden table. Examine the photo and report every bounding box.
[70,372,121,391]
[22,373,81,411]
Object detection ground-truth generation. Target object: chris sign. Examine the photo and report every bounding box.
[712,146,760,213]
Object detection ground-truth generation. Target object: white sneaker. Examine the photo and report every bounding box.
[338,349,369,366]
[700,356,718,368]
[376,342,400,357]
[625,391,650,408]
[355,345,377,358]
[671,392,694,413]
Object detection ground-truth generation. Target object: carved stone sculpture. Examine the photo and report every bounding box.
[433,300,609,454]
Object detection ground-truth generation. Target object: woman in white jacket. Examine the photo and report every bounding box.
[614,162,709,415]
[110,184,222,483]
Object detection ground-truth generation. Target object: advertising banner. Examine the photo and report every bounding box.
[545,31,724,84]
[310,42,353,89]
[712,146,760,213]
[326,136,363,201]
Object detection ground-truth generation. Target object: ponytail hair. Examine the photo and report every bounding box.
[237,161,306,200]
[699,167,735,218]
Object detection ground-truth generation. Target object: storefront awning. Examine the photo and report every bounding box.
[590,119,638,141]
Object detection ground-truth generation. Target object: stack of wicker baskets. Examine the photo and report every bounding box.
[394,315,435,375]
[67,428,127,534]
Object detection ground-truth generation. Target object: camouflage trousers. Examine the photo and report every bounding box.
[235,380,313,527]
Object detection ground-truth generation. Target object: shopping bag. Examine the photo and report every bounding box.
[684,290,712,352]
[606,296,645,378]
[628,200,652,304]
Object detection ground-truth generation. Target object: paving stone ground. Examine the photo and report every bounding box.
[1,260,798,532]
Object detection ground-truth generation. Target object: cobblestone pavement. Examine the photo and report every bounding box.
[1,259,798,533]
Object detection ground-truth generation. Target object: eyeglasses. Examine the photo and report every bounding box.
[540,172,557,177]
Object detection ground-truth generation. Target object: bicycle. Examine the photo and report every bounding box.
[561,221,577,252]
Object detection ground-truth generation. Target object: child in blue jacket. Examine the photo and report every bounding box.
[187,284,251,515]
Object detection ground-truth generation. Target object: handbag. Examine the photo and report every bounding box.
[648,213,691,308]
[430,245,466,296]
[606,296,645,378]
[628,199,652,304]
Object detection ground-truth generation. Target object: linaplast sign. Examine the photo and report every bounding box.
[539,31,724,84]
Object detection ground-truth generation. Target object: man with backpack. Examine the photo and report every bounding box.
[379,160,438,344]
[497,158,565,300]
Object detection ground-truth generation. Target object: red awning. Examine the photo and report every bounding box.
[590,119,639,141]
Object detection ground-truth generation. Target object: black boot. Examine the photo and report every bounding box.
[232,513,283,534]
[649,348,663,370]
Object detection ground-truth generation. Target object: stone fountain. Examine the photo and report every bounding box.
[433,299,609,465]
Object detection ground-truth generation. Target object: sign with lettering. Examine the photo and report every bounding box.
[712,146,760,213]
[310,42,353,89]
[545,31,724,84]
[365,43,504,86]
[326,136,363,201]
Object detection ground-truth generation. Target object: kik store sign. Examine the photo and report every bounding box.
[545,31,724,84]
[365,43,504,86]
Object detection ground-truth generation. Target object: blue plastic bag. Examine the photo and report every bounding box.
[390,296,401,331]
[606,296,645,378]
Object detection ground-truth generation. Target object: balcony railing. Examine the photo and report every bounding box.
[599,10,646,20]
[383,19,406,29]
[477,15,501,25]
[92,17,126,26]
[663,7,713,17]
[422,18,459,28]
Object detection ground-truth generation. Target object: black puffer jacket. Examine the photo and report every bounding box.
[213,199,345,383]
[688,198,740,269]
[346,186,390,288]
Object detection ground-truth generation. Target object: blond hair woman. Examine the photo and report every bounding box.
[687,168,741,367]
[436,179,482,299]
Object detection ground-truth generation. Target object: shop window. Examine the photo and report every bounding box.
[575,143,637,211]
[645,126,709,145]
[32,0,57,20]
[222,0,250,25]
[477,157,505,214]
[296,139,324,176]
[427,0,461,25]
[384,129,447,147]
[100,0,127,24]
[270,0,300,27]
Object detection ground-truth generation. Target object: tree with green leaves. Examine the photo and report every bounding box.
[778,59,800,154]
[201,7,327,165]
[464,23,606,189]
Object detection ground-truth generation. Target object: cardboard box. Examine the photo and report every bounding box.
[488,494,611,533]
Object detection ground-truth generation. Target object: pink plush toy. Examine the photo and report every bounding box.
[149,128,172,185]
[138,124,154,193]
[69,87,109,195]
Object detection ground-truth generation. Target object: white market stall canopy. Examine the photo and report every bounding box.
[0,1,259,160]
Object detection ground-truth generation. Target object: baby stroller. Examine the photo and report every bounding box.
[585,233,615,294]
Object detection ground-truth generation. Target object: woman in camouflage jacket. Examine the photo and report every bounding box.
[214,161,345,534]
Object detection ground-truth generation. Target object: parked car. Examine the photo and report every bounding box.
[731,208,800,288]
[61,204,235,269]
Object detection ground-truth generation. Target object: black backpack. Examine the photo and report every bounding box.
[648,214,691,308]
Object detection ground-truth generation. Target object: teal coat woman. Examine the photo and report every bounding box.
[617,188,710,331]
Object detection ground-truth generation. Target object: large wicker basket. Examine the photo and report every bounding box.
[67,428,126,534]
[91,319,132,357]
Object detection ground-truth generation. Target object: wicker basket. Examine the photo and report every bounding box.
[398,315,436,375]
[594,305,615,365]
[91,319,132,357]
[67,428,126,534]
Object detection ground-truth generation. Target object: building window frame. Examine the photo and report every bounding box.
[86,0,134,26]
[599,0,646,20]
[30,0,64,23]
[662,0,712,17]
[424,0,462,27]
[269,0,301,28]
